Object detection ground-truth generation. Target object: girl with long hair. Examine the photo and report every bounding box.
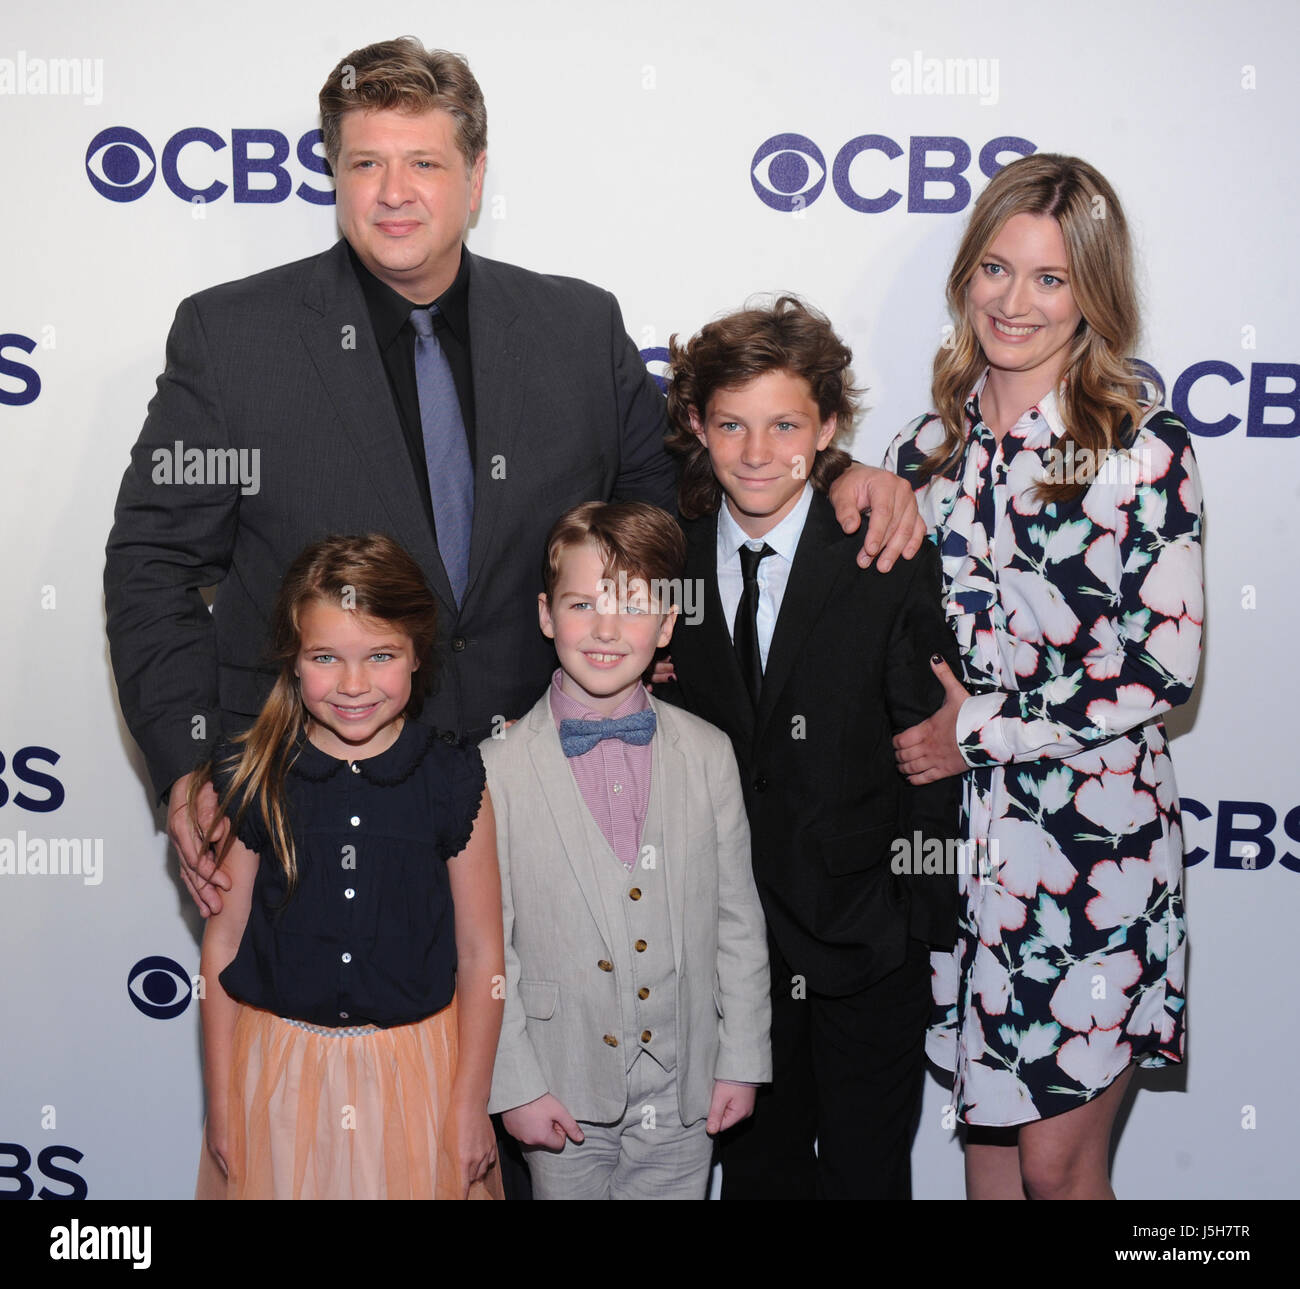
[889,154,1203,1199]
[191,533,503,1199]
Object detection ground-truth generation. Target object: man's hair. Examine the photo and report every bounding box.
[665,295,860,519]
[319,37,487,171]
[542,502,686,604]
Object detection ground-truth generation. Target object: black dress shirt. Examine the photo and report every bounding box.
[348,244,477,530]
[215,720,485,1028]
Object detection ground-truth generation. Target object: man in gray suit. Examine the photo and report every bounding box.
[104,37,921,917]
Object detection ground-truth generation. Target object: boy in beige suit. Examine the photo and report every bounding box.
[482,501,771,1199]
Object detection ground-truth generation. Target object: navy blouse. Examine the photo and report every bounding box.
[214,720,486,1028]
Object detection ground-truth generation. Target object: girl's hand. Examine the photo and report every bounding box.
[448,1100,497,1199]
[893,656,971,783]
[204,1111,230,1180]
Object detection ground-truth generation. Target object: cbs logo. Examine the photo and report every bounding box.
[127,956,194,1020]
[751,132,1035,214]
[0,334,40,407]
[85,125,334,205]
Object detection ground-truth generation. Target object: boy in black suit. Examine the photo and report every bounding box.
[656,297,963,1199]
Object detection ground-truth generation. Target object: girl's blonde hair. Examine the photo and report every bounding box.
[925,152,1158,501]
[189,533,439,890]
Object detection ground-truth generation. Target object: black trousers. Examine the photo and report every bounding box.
[719,933,931,1200]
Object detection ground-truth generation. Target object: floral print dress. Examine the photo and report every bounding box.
[885,377,1203,1126]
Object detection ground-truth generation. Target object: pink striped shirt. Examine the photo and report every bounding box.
[548,669,653,871]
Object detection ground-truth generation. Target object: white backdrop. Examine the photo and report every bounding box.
[2,0,1296,1199]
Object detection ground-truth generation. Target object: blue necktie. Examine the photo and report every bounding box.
[410,305,473,606]
[559,710,657,758]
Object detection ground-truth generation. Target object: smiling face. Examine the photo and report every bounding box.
[295,599,418,759]
[334,106,485,303]
[966,211,1085,396]
[538,540,676,716]
[692,368,837,540]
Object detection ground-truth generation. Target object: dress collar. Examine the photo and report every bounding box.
[966,368,1065,452]
[290,717,439,786]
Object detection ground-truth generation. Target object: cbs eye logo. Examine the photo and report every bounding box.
[127,955,193,1019]
[85,125,334,204]
[751,132,1036,214]
[85,127,156,202]
[751,134,827,213]
[639,346,671,395]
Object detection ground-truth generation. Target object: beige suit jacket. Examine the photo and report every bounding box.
[482,691,771,1124]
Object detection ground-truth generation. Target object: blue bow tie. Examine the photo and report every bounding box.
[559,710,657,757]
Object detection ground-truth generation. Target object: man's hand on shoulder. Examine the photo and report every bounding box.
[828,463,926,572]
[170,772,231,917]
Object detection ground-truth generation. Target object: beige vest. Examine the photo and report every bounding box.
[579,764,678,1073]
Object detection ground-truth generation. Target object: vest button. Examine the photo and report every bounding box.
[451,636,467,652]
[597,959,613,972]
[603,1034,619,1047]
[440,730,458,744]
[634,939,647,953]
[752,776,768,792]
[637,987,650,1000]
[629,887,642,900]
[640,1030,652,1043]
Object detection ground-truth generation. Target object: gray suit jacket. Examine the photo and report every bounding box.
[104,240,675,797]
[481,692,772,1125]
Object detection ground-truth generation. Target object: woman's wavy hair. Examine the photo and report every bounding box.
[188,533,439,891]
[665,295,861,519]
[926,152,1159,502]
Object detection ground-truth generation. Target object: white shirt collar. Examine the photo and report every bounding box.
[717,482,814,566]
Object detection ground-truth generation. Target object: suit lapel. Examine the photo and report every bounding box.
[299,241,456,613]
[521,694,612,946]
[682,513,754,743]
[463,252,529,607]
[649,698,688,971]
[754,492,850,743]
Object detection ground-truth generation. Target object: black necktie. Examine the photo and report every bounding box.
[734,543,775,706]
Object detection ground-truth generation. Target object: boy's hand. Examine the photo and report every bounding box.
[828,464,926,572]
[502,1093,585,1152]
[706,1080,757,1134]
[893,656,971,783]
[170,772,231,917]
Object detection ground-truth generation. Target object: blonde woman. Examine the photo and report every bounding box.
[889,154,1203,1199]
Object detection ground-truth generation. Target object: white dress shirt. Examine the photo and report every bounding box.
[715,483,815,673]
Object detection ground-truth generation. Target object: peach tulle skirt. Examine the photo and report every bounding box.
[195,996,502,1200]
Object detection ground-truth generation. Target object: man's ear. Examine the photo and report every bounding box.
[816,412,838,452]
[537,591,555,640]
[689,406,707,448]
[468,150,487,214]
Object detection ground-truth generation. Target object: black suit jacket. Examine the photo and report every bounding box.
[659,491,963,996]
[104,241,675,797]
